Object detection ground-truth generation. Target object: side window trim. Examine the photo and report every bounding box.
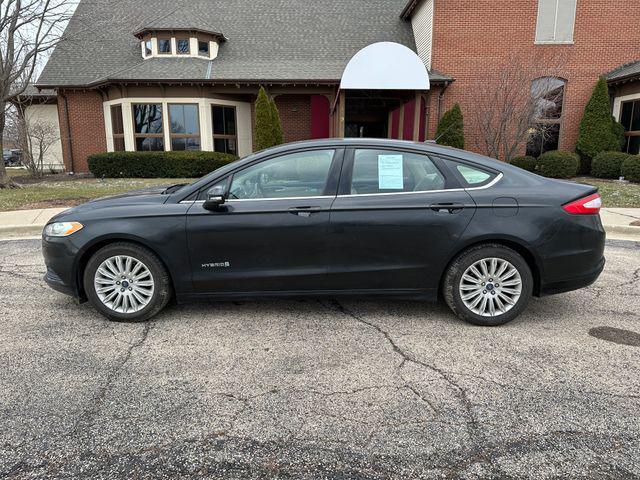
[439,156,500,189]
[337,147,457,197]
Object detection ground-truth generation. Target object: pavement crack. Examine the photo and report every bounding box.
[68,322,154,436]
[0,265,47,290]
[328,300,479,437]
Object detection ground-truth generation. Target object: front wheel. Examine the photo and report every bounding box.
[83,242,172,322]
[443,244,533,326]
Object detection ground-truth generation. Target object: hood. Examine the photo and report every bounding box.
[50,185,175,222]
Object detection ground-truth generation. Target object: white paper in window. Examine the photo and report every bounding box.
[378,155,404,189]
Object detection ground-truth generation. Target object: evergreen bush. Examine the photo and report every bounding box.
[536,151,580,179]
[435,104,464,149]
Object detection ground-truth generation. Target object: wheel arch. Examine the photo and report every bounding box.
[440,237,542,297]
[73,234,177,302]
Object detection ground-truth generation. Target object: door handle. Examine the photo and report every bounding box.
[430,202,465,214]
[289,206,322,216]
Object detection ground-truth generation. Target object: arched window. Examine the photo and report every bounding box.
[526,77,566,157]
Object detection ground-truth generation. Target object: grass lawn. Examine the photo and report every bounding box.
[574,177,640,208]
[0,171,192,211]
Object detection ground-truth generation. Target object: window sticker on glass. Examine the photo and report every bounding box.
[378,155,404,189]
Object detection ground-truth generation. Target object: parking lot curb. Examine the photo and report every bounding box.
[0,224,43,237]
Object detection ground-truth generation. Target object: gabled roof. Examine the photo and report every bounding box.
[38,0,430,88]
[605,60,640,85]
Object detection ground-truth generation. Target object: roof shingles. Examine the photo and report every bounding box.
[38,0,429,87]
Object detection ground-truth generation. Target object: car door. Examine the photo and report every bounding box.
[186,148,342,294]
[327,147,478,294]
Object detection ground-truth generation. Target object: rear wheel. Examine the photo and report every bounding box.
[84,242,172,322]
[443,244,533,326]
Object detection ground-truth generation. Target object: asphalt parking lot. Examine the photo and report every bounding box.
[0,239,639,479]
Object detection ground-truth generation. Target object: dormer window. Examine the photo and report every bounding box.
[176,38,190,55]
[158,38,171,54]
[134,27,225,60]
[198,41,209,57]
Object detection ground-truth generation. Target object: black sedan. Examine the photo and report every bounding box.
[42,139,605,326]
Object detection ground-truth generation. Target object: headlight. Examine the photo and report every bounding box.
[44,222,84,237]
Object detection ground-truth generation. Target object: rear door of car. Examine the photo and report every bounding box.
[186,147,343,294]
[327,146,478,294]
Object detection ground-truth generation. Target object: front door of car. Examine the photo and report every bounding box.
[186,148,342,294]
[327,147,478,294]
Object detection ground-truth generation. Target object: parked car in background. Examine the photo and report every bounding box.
[42,139,605,326]
[3,149,22,166]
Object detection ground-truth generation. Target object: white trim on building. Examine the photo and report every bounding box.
[410,0,434,69]
[612,92,640,121]
[103,96,253,157]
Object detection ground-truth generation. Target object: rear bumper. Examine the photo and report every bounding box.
[540,256,605,296]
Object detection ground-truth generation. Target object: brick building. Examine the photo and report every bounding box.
[35,0,640,172]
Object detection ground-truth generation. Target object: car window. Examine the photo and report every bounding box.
[228,149,335,200]
[451,162,496,187]
[349,149,445,195]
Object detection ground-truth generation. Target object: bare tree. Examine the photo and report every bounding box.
[0,0,75,186]
[470,54,567,162]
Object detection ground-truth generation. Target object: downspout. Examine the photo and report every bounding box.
[60,92,75,174]
[436,81,451,123]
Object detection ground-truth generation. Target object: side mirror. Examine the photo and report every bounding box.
[203,185,226,210]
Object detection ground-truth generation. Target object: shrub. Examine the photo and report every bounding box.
[509,155,537,172]
[435,103,465,149]
[270,96,284,146]
[536,150,580,179]
[611,116,626,151]
[575,78,622,174]
[591,151,631,179]
[87,151,238,178]
[255,86,283,150]
[622,156,640,183]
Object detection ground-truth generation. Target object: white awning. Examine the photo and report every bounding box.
[340,42,430,91]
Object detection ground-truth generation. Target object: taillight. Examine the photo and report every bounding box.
[563,193,602,215]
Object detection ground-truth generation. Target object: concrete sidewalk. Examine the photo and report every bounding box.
[0,206,638,241]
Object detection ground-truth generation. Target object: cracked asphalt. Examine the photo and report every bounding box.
[0,238,639,479]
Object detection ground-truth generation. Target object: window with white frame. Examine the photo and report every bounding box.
[157,37,171,54]
[535,0,577,43]
[133,104,164,151]
[620,100,640,155]
[176,37,190,55]
[168,103,200,151]
[212,105,238,155]
[110,104,125,151]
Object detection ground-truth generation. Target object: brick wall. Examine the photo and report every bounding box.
[57,90,106,172]
[430,0,640,157]
[274,95,312,143]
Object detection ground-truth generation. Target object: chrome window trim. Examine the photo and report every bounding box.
[181,195,334,204]
[337,173,503,198]
[178,174,502,204]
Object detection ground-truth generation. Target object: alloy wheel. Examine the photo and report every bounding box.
[93,255,155,314]
[459,257,522,317]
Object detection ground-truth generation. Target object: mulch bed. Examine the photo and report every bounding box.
[18,198,90,210]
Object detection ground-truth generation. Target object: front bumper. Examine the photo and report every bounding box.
[42,235,82,300]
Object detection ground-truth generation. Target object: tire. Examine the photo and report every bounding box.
[443,243,533,326]
[83,242,172,322]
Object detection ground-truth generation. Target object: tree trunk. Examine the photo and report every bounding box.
[0,106,7,183]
